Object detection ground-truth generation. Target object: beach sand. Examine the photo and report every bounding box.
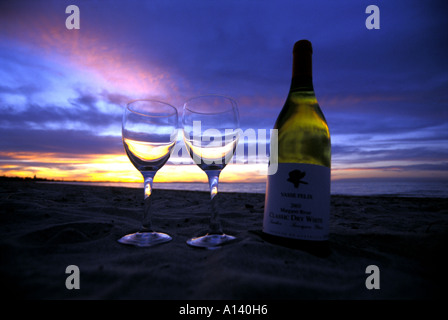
[0,180,447,300]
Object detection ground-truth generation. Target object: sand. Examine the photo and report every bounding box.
[0,180,447,300]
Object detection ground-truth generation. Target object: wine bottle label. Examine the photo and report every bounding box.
[263,163,330,241]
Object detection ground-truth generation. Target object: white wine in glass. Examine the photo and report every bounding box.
[182,95,240,248]
[119,99,178,247]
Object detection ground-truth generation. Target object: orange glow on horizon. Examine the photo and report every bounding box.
[331,166,448,181]
[0,151,268,183]
[2,151,447,183]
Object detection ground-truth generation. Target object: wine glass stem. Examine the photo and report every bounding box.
[206,171,223,234]
[141,172,155,232]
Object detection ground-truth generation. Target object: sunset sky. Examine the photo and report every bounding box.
[1,0,447,184]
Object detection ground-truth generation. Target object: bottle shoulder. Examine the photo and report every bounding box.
[274,91,331,167]
[275,91,327,129]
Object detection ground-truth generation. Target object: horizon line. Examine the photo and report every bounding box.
[2,175,448,184]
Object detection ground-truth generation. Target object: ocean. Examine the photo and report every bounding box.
[42,179,448,198]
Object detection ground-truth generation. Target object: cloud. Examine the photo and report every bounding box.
[1,88,124,131]
[0,127,122,155]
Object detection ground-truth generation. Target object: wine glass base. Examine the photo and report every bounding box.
[118,231,172,247]
[187,233,236,249]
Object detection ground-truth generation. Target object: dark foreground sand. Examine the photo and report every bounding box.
[0,180,447,300]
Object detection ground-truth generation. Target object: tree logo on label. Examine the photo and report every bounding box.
[287,170,308,188]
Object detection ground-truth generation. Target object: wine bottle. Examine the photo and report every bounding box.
[263,40,331,255]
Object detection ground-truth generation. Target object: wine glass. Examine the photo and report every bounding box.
[118,99,178,247]
[182,95,240,248]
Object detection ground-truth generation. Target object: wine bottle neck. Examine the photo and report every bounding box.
[289,75,314,92]
[292,50,312,78]
[291,41,314,93]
